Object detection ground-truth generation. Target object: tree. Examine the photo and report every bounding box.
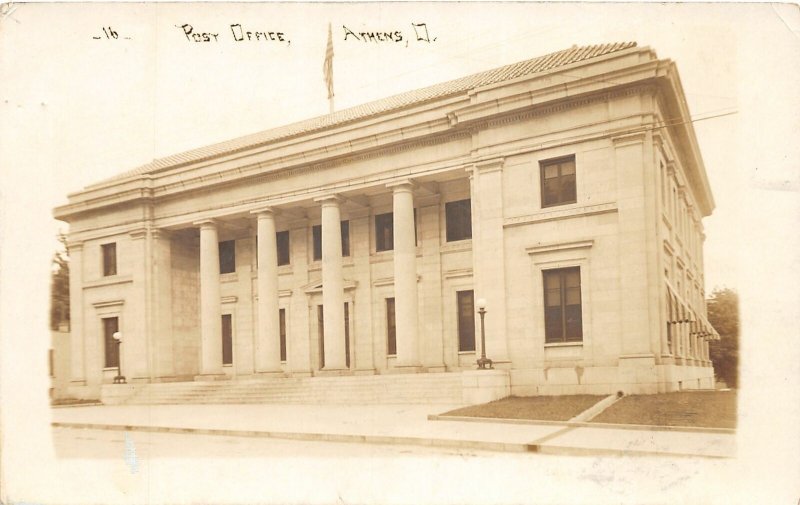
[50,232,70,330]
[707,288,739,388]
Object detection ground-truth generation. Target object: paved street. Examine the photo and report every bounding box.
[52,426,494,459]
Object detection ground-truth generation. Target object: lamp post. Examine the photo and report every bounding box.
[112,331,126,384]
[476,298,493,370]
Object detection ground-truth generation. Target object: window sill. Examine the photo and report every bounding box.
[83,275,133,290]
[544,341,583,348]
[440,240,472,254]
[309,258,355,270]
[220,272,238,283]
[458,350,476,355]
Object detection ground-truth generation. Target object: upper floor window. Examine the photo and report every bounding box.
[276,231,290,266]
[102,242,117,276]
[543,267,583,343]
[312,221,350,261]
[540,156,577,208]
[445,199,472,242]
[219,240,235,274]
[375,213,394,252]
[375,211,417,252]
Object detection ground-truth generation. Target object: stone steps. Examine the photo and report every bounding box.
[112,373,465,406]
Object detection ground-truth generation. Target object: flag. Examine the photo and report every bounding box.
[323,22,334,101]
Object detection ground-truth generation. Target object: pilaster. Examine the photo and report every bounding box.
[151,229,174,378]
[613,132,657,358]
[471,158,509,363]
[67,241,85,385]
[128,227,152,380]
[288,218,312,375]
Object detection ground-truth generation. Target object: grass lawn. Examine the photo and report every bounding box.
[442,395,605,421]
[591,390,737,429]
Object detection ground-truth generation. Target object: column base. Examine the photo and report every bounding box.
[254,370,286,377]
[193,374,230,382]
[314,368,353,377]
[385,365,423,374]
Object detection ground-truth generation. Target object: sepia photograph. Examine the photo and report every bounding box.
[0,2,798,504]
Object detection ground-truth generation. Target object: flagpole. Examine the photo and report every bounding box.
[324,22,335,114]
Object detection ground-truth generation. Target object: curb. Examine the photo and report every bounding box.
[52,422,534,454]
[51,421,731,459]
[427,415,736,435]
[50,402,103,409]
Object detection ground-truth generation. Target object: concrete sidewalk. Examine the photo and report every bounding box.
[51,403,736,458]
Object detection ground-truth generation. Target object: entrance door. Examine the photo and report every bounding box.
[317,303,351,369]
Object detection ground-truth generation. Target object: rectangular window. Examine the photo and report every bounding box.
[344,302,350,369]
[276,231,290,266]
[375,211,418,251]
[375,213,394,252]
[221,314,233,365]
[103,316,119,368]
[540,156,577,208]
[48,349,54,377]
[279,308,287,362]
[102,243,117,277]
[219,240,236,274]
[445,199,472,242]
[340,221,350,257]
[312,221,350,261]
[457,290,476,352]
[386,298,396,356]
[543,267,583,343]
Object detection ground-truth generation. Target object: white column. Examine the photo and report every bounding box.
[197,220,223,375]
[317,196,347,370]
[255,209,282,372]
[389,181,420,367]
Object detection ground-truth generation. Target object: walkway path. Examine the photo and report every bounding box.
[51,403,735,458]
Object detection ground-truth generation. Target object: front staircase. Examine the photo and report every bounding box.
[103,373,466,406]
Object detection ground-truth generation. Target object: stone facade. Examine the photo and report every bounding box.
[54,43,718,401]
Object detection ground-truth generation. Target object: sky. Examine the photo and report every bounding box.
[1,3,799,504]
[4,2,748,290]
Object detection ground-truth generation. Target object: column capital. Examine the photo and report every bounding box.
[472,157,505,174]
[129,227,149,240]
[250,206,276,217]
[193,218,218,229]
[151,228,172,241]
[314,194,343,206]
[386,179,416,192]
[66,240,84,251]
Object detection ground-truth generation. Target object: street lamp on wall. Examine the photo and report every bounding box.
[112,331,127,384]
[476,298,493,370]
